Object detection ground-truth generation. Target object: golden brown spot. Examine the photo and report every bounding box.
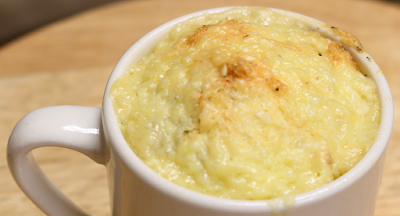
[266,76,287,94]
[177,25,210,49]
[217,55,287,94]
[326,41,361,73]
[176,19,249,50]
[333,28,364,53]
[224,19,245,31]
[224,57,263,79]
[323,24,365,53]
[326,41,342,65]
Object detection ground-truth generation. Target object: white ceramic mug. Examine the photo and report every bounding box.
[7,7,393,216]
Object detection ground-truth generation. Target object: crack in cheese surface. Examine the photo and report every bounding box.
[110,7,380,200]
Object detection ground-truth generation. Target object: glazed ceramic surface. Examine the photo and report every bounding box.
[8,7,393,216]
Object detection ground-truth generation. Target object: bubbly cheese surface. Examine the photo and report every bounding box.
[110,7,380,200]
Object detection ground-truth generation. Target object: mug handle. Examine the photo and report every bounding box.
[7,105,107,216]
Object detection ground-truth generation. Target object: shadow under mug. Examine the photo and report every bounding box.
[8,7,393,216]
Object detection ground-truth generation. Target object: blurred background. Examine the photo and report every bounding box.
[0,0,399,47]
[0,0,122,46]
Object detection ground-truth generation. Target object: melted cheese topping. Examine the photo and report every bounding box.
[110,7,380,200]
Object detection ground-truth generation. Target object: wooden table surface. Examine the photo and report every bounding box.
[1,0,399,215]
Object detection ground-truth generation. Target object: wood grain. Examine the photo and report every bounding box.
[0,0,399,215]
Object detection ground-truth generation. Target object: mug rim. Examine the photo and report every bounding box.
[102,6,393,212]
